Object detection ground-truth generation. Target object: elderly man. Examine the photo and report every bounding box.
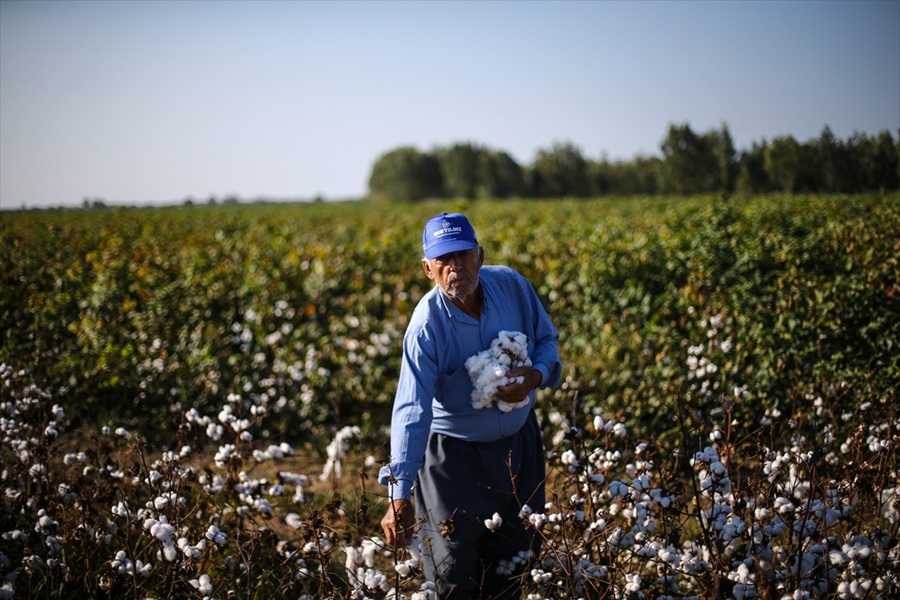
[379,212,562,599]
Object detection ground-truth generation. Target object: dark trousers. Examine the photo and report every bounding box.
[414,411,545,600]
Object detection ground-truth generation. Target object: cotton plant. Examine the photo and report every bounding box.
[184,394,310,517]
[188,573,213,596]
[537,432,693,596]
[1,362,327,598]
[280,471,310,503]
[525,383,899,600]
[521,411,667,597]
[465,330,532,411]
[343,538,395,596]
[741,435,900,599]
[110,550,152,578]
[253,441,295,462]
[99,387,316,591]
[483,512,503,532]
[321,425,362,481]
[410,581,437,600]
[3,285,900,600]
[0,368,76,589]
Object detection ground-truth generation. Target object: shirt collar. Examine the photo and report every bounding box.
[435,276,484,324]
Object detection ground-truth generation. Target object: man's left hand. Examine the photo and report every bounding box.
[495,367,541,404]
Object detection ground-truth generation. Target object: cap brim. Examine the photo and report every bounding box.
[424,239,478,260]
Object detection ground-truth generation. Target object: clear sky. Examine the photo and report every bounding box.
[1,0,898,208]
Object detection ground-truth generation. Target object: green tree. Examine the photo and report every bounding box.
[660,123,717,194]
[588,156,614,196]
[530,141,590,198]
[478,150,525,199]
[816,125,842,193]
[632,155,663,195]
[590,154,661,196]
[895,129,900,188]
[708,123,736,192]
[764,135,802,194]
[437,142,484,199]
[735,142,770,196]
[365,124,900,202]
[368,146,443,201]
[865,130,900,191]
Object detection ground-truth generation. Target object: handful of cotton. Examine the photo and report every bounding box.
[465,331,532,412]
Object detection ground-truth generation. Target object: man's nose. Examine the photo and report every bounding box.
[446,254,466,269]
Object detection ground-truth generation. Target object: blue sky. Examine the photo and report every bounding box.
[1,0,898,208]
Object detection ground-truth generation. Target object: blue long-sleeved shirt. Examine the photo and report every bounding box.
[377,265,562,501]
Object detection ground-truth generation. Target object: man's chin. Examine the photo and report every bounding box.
[444,285,474,301]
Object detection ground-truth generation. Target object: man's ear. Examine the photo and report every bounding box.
[477,246,484,267]
[421,258,436,280]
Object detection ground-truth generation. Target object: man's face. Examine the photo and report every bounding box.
[422,246,484,302]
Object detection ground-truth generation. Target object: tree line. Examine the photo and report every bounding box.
[367,123,900,200]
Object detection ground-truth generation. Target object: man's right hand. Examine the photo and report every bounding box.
[381,498,416,548]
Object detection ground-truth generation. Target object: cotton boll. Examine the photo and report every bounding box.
[162,541,177,562]
[395,558,415,577]
[362,567,391,592]
[320,426,361,481]
[359,538,380,567]
[178,537,203,559]
[497,398,530,412]
[150,520,176,545]
[34,510,57,533]
[609,480,630,497]
[111,550,132,574]
[484,513,503,532]
[405,533,424,562]
[531,568,552,584]
[135,560,152,578]
[343,546,360,572]
[528,513,548,530]
[880,486,898,524]
[189,574,213,595]
[411,581,437,600]
[205,525,227,546]
[285,513,303,529]
[465,331,532,411]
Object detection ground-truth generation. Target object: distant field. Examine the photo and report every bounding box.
[1,194,898,598]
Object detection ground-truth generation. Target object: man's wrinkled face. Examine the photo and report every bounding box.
[422,247,484,302]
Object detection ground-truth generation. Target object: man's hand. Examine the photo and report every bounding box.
[381,499,416,548]
[495,367,542,404]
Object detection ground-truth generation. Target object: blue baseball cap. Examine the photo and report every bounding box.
[422,212,478,259]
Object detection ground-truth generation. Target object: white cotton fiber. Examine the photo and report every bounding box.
[464,331,531,411]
